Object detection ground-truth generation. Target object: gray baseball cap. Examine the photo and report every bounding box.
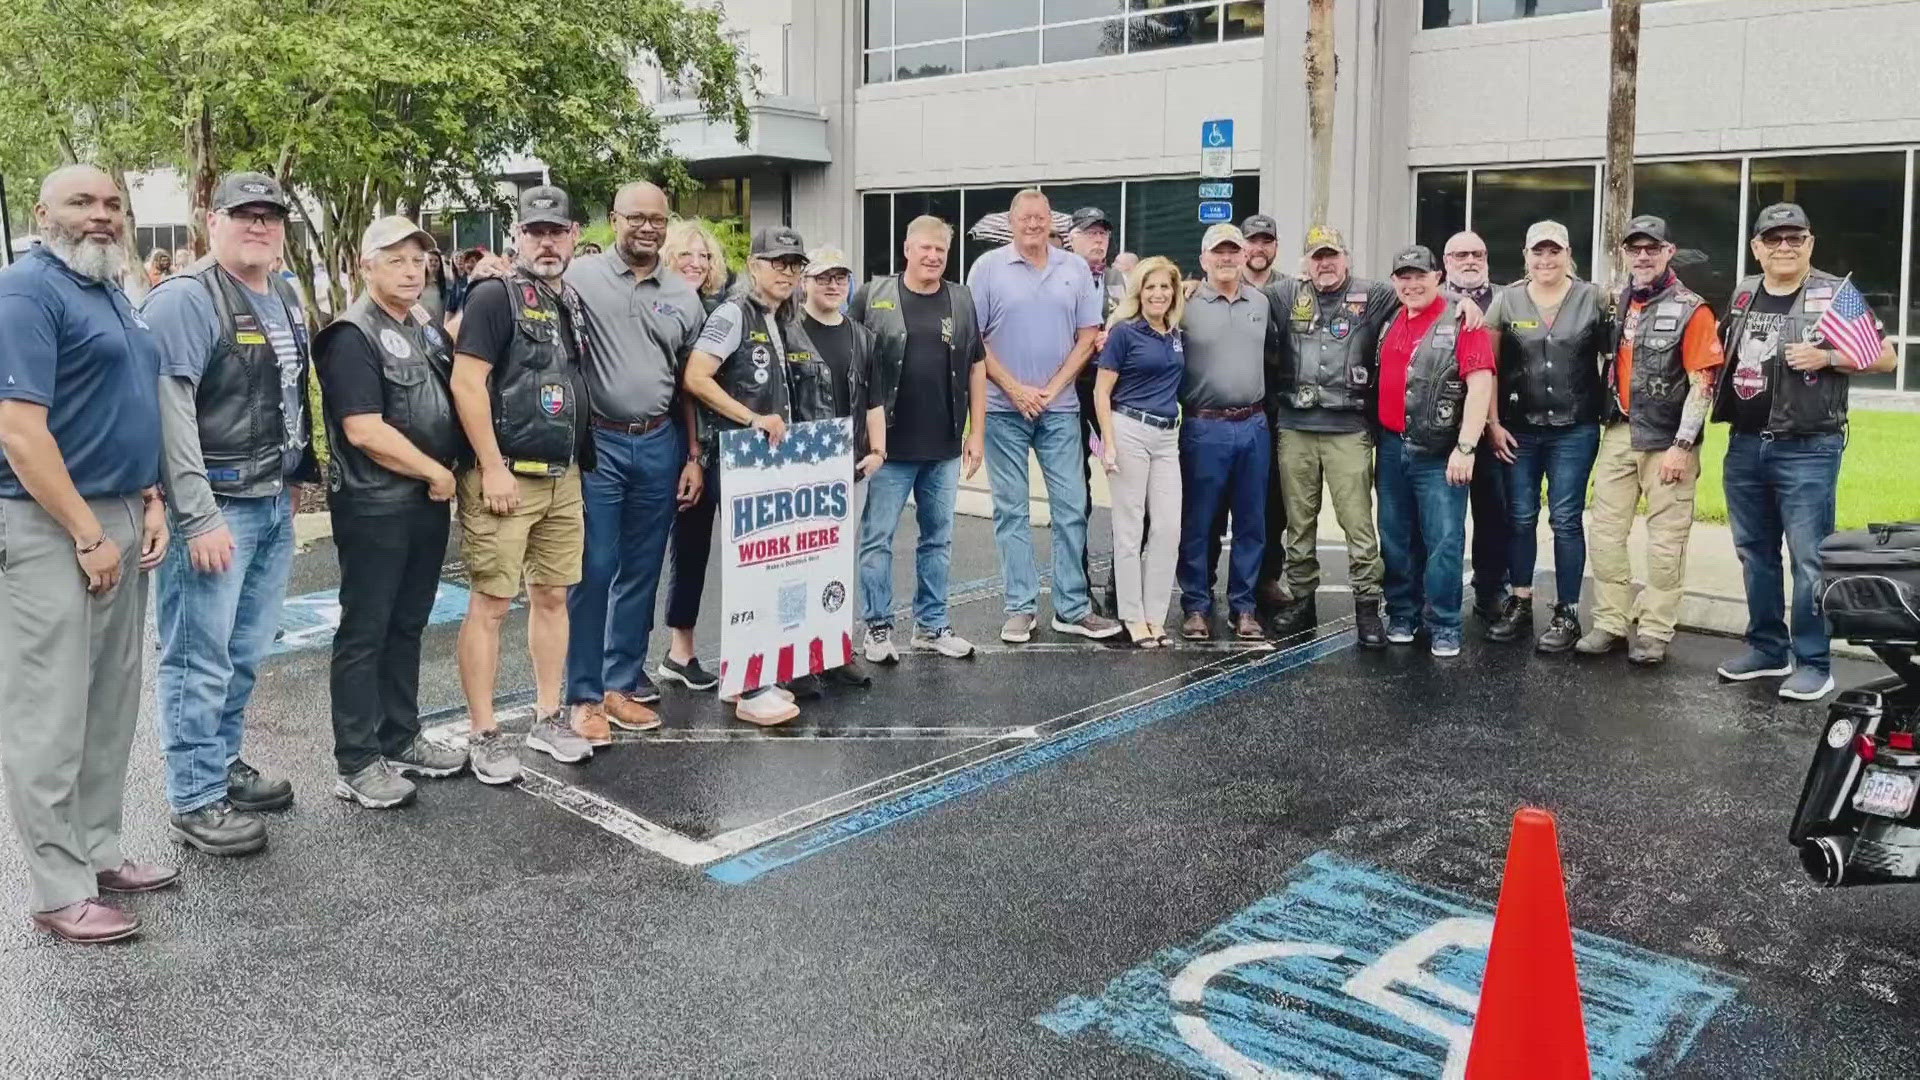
[517,185,574,228]
[1391,244,1440,274]
[212,172,290,214]
[1070,207,1112,233]
[1240,214,1279,240]
[1752,202,1811,237]
[752,226,808,260]
[359,215,436,257]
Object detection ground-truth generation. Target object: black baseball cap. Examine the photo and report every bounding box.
[752,226,808,260]
[517,185,573,228]
[1391,244,1440,274]
[1621,214,1670,245]
[1752,202,1811,238]
[1240,214,1279,240]
[211,172,290,214]
[1070,207,1111,233]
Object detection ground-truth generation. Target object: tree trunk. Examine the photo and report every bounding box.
[184,99,217,258]
[1601,0,1642,290]
[1304,0,1337,230]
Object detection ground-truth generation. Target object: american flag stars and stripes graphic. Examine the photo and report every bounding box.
[1814,276,1885,371]
[721,417,853,472]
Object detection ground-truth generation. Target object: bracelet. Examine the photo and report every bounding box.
[76,536,106,555]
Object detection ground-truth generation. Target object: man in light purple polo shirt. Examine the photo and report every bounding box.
[967,189,1122,643]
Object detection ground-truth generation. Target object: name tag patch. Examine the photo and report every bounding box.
[235,331,268,345]
[871,300,896,311]
[1509,320,1540,330]
[1655,301,1683,317]
[1805,285,1835,300]
[1651,317,1679,331]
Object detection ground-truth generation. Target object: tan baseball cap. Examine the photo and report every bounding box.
[1302,224,1347,256]
[1524,220,1572,250]
[804,245,852,276]
[1201,223,1245,252]
[360,216,436,257]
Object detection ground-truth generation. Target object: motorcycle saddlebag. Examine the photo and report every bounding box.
[1820,522,1920,644]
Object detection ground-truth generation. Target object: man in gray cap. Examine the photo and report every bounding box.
[1239,215,1281,290]
[313,216,472,809]
[1067,206,1124,616]
[142,171,311,857]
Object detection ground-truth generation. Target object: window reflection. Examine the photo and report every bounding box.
[1629,160,1742,312]
[1471,166,1596,286]
[1750,152,1904,323]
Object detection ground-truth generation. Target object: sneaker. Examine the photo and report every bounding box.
[821,664,873,688]
[571,702,614,746]
[626,672,662,705]
[1430,629,1462,658]
[1051,611,1124,639]
[912,626,977,658]
[387,735,468,778]
[1574,627,1627,656]
[1626,634,1668,666]
[168,800,267,857]
[1780,667,1836,701]
[602,690,661,732]
[1717,649,1794,681]
[333,759,416,809]
[657,655,719,691]
[736,689,800,726]
[1536,604,1581,654]
[865,625,901,664]
[525,710,591,764]
[786,673,826,700]
[226,759,293,813]
[1000,613,1036,643]
[1485,594,1532,643]
[1355,599,1386,648]
[720,684,797,705]
[469,729,523,785]
[1386,618,1417,645]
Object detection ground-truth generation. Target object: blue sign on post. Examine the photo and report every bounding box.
[1197,202,1234,224]
[1202,119,1235,148]
[1196,183,1233,199]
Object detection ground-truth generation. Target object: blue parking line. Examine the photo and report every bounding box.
[706,631,1355,884]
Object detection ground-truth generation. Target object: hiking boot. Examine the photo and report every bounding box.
[1780,667,1836,701]
[1485,594,1532,643]
[469,728,522,785]
[1355,599,1386,648]
[571,702,614,747]
[333,760,416,810]
[387,735,468,779]
[225,759,292,813]
[1473,589,1508,626]
[1181,611,1211,641]
[602,690,660,732]
[1536,605,1581,654]
[735,689,799,726]
[32,899,140,945]
[1627,634,1668,666]
[169,800,267,857]
[525,710,591,764]
[1269,595,1317,638]
[1231,612,1264,640]
[912,626,976,658]
[1575,627,1627,656]
[1717,649,1793,682]
[657,655,718,691]
[1000,613,1036,644]
[1051,611,1124,640]
[1429,628,1463,658]
[865,624,901,664]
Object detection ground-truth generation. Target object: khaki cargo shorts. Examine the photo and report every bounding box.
[456,466,584,598]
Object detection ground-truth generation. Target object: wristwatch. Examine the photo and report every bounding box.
[1672,437,1696,451]
[1455,441,1477,456]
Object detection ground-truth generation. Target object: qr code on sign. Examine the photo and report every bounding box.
[778,581,806,631]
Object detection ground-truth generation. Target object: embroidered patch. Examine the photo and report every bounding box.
[1805,285,1835,300]
[1731,290,1753,312]
[1290,291,1314,322]
[521,308,553,322]
[940,317,953,344]
[1346,291,1370,304]
[751,344,772,367]
[539,383,567,416]
[521,284,540,307]
[379,328,413,359]
[749,331,771,343]
[1509,320,1540,330]
[1655,301,1683,317]
[234,331,268,345]
[1804,299,1830,314]
[1329,316,1352,340]
[871,300,896,311]
[1651,317,1679,332]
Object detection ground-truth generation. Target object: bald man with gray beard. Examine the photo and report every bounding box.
[1442,230,1512,624]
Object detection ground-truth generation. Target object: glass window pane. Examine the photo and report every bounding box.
[962,187,1022,279]
[1471,166,1596,288]
[966,30,1038,72]
[1906,343,1919,394]
[862,193,892,281]
[894,41,961,80]
[1908,158,1919,337]
[1222,2,1262,41]
[1749,152,1905,328]
[967,0,1041,35]
[1414,171,1468,261]
[896,0,962,45]
[864,50,893,84]
[1627,160,1742,313]
[1477,0,1603,22]
[1046,0,1122,20]
[1422,0,1470,28]
[1129,2,1220,52]
[866,0,891,48]
[1043,18,1125,62]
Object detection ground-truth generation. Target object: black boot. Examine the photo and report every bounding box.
[1536,604,1582,654]
[1472,588,1508,626]
[1485,594,1532,643]
[1355,599,1386,648]
[1268,594,1318,638]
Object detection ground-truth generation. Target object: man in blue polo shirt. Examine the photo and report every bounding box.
[0,165,174,944]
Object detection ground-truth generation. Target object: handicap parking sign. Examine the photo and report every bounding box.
[1038,851,1738,1079]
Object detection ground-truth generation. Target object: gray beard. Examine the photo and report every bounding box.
[44,223,128,283]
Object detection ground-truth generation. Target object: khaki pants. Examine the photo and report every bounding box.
[1107,414,1182,627]
[1588,421,1698,641]
[1276,428,1382,600]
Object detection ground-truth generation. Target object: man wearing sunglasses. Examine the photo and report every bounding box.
[1713,202,1896,700]
[1441,231,1510,626]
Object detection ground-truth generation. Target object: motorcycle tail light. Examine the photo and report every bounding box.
[1856,734,1879,763]
[1891,732,1916,751]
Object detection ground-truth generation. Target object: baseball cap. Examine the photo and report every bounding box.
[1302,224,1347,256]
[1070,207,1111,233]
[1753,202,1811,237]
[804,245,852,276]
[359,216,435,258]
[1524,220,1572,250]
[1391,245,1440,274]
[1201,223,1245,251]
[752,226,808,261]
[1240,214,1279,240]
[517,185,573,228]
[1620,214,1671,245]
[211,172,290,214]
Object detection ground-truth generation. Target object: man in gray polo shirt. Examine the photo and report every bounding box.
[562,180,705,743]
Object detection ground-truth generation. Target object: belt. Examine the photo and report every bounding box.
[506,458,569,478]
[1191,405,1262,421]
[591,414,671,436]
[1115,405,1179,430]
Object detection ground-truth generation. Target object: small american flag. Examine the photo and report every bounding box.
[1814,276,1885,371]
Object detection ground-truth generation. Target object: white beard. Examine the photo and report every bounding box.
[45,225,128,283]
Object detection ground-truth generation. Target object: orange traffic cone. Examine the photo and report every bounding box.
[1464,807,1592,1080]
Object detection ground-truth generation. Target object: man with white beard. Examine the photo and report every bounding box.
[0,165,175,943]
[1442,230,1511,625]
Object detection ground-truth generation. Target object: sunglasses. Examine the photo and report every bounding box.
[1444,249,1486,260]
[1758,232,1810,250]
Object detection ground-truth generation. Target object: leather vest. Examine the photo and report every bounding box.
[1494,279,1607,429]
[1273,279,1382,413]
[796,313,879,458]
[1389,300,1470,455]
[1713,269,1853,435]
[1607,278,1708,450]
[489,272,589,468]
[316,295,467,505]
[858,276,980,444]
[709,298,836,437]
[182,259,311,497]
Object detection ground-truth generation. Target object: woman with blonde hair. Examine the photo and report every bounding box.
[1092,256,1187,647]
[662,218,730,314]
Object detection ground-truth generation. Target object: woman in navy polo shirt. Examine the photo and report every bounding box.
[1092,256,1187,648]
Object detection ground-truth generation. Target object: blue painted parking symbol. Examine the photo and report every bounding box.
[1038,851,1738,1079]
[273,582,480,655]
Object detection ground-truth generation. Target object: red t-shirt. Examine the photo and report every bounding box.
[1377,301,1494,433]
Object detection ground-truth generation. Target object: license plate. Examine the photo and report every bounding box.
[1854,767,1920,819]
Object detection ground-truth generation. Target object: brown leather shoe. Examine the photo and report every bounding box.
[31,898,140,944]
[96,861,180,894]
[1181,611,1211,641]
[570,702,613,746]
[601,690,661,732]
[1232,612,1265,640]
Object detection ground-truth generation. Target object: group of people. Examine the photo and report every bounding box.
[0,162,1895,945]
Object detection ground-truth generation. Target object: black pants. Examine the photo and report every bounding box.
[1468,430,1512,604]
[666,476,719,630]
[329,499,450,775]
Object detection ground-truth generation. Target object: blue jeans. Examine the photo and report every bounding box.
[984,410,1092,620]
[566,423,683,704]
[1376,431,1471,633]
[1502,423,1600,606]
[1176,414,1269,616]
[155,489,295,813]
[859,456,960,631]
[1724,432,1843,674]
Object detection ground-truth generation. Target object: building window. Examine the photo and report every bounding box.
[1629,159,1742,312]
[1471,165,1597,286]
[1423,0,1603,29]
[1413,171,1468,258]
[864,0,1247,84]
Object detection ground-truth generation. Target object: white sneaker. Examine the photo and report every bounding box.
[735,690,799,726]
[911,626,976,658]
[720,684,797,705]
[865,625,901,664]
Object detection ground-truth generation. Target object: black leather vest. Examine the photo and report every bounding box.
[1713,269,1854,435]
[1607,278,1708,450]
[796,312,878,458]
[182,259,311,497]
[1390,300,1470,455]
[316,295,466,505]
[858,276,980,443]
[1494,279,1607,429]
[489,272,589,468]
[1273,278,1382,412]
[710,298,836,435]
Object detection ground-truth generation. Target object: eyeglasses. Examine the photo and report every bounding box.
[1758,232,1811,250]
[1443,249,1486,260]
[615,211,670,230]
[759,259,805,276]
[810,272,852,287]
[1623,242,1665,255]
[225,208,287,228]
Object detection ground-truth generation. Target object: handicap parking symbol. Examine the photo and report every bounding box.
[1038,851,1738,1079]
[272,582,481,655]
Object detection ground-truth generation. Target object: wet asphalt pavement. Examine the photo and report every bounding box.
[1,507,1917,1079]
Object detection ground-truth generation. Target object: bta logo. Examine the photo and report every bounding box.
[732,481,849,539]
